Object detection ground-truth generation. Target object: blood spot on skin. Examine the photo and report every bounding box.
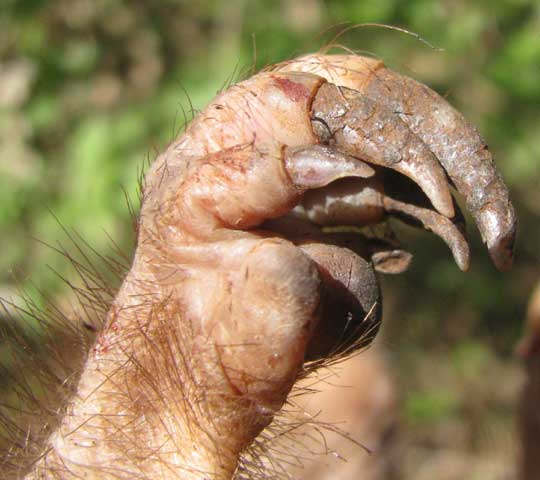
[273,76,310,102]
[268,353,281,367]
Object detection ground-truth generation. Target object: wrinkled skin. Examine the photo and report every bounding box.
[25,54,516,479]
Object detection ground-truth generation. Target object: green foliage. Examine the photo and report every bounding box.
[405,388,460,423]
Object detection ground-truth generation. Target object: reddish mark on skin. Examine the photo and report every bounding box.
[268,353,281,368]
[273,77,310,102]
[93,337,109,356]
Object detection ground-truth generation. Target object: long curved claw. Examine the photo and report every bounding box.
[363,68,517,271]
[380,169,470,271]
[383,195,470,272]
[277,54,516,271]
[311,82,455,219]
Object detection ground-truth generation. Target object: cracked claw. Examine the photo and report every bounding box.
[311,82,455,219]
[276,54,517,271]
[363,67,517,271]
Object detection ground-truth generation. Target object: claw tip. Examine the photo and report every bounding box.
[489,230,517,272]
[433,194,455,220]
[486,208,517,272]
[479,202,517,272]
[453,246,470,272]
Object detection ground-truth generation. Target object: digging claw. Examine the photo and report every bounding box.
[362,67,517,271]
[311,82,455,219]
[277,54,517,270]
[383,195,470,272]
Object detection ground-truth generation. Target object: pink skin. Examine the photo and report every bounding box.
[24,54,515,479]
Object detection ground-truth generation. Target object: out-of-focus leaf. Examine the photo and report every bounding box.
[404,389,460,423]
[490,17,540,100]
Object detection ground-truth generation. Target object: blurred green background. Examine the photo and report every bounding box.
[1,0,539,478]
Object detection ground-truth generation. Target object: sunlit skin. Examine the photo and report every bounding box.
[25,53,515,479]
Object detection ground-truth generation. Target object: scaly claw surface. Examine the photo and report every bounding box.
[275,53,517,271]
[364,67,517,271]
[311,82,455,218]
